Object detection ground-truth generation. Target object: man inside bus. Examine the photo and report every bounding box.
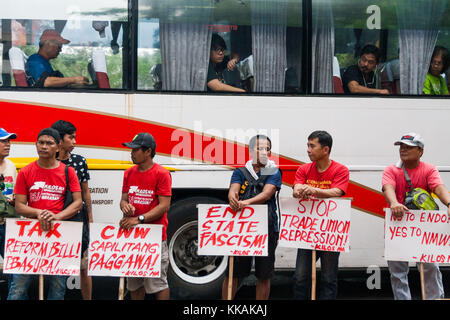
[25,29,89,88]
[207,33,246,93]
[342,44,390,95]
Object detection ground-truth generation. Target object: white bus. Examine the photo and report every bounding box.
[1,0,449,299]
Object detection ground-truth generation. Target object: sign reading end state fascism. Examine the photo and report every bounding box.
[197,204,268,257]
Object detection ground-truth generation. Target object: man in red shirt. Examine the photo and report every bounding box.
[8,128,82,300]
[292,130,349,300]
[119,132,172,300]
[382,132,450,300]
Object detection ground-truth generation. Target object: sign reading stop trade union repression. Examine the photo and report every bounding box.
[385,209,450,263]
[3,218,82,276]
[197,204,268,257]
[278,197,352,252]
[88,223,162,278]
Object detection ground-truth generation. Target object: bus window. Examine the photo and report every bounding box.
[317,0,450,96]
[0,1,128,89]
[137,0,303,94]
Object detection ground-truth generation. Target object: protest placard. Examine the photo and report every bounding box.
[88,223,162,277]
[3,218,82,276]
[385,209,450,263]
[197,204,268,256]
[278,197,351,252]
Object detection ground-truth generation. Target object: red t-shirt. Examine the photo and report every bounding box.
[122,163,172,240]
[14,161,81,213]
[294,160,349,194]
[382,162,443,205]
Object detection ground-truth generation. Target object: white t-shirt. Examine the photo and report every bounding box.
[1,158,17,200]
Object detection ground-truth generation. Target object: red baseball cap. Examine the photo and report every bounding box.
[40,29,70,44]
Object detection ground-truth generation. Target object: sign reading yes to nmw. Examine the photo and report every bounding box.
[197,204,268,257]
[88,223,162,278]
[385,209,450,263]
[3,218,82,276]
[278,197,351,252]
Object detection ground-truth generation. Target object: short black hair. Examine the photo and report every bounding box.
[431,46,450,73]
[51,120,77,138]
[308,130,333,153]
[211,33,227,51]
[249,134,272,151]
[37,127,61,144]
[360,44,381,63]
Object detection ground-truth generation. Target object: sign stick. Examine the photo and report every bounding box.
[311,250,316,300]
[419,263,427,300]
[39,275,44,300]
[118,277,125,300]
[227,256,234,300]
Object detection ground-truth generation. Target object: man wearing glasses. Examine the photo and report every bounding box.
[25,29,89,88]
[207,33,245,92]
[342,44,389,95]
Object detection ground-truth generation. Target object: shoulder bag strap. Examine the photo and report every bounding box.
[402,165,414,192]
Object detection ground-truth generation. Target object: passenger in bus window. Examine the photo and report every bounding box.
[382,133,450,300]
[292,131,349,300]
[25,29,89,88]
[51,120,93,300]
[423,46,449,95]
[207,33,246,93]
[342,44,390,95]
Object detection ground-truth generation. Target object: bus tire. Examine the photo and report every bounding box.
[167,196,228,299]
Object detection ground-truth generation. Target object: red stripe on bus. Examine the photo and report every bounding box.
[2,100,387,217]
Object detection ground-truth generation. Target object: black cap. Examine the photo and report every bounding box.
[123,132,156,150]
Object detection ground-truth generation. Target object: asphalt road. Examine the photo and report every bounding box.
[2,268,448,300]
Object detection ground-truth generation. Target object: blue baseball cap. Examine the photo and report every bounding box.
[0,128,17,140]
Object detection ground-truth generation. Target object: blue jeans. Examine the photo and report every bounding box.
[7,274,67,300]
[0,223,5,258]
[293,249,340,300]
[388,260,444,300]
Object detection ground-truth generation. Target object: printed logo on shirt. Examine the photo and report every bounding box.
[29,181,65,202]
[128,186,154,206]
[306,179,332,190]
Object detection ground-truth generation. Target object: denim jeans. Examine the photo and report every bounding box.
[7,274,67,300]
[0,223,5,258]
[293,249,340,300]
[388,260,444,300]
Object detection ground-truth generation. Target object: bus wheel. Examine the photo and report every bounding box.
[167,196,227,299]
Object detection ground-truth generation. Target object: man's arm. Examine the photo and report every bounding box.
[119,195,171,229]
[382,184,408,218]
[120,192,135,216]
[81,181,93,223]
[230,184,277,211]
[347,80,389,95]
[433,184,450,216]
[293,183,343,199]
[15,194,41,218]
[207,79,245,92]
[44,76,89,88]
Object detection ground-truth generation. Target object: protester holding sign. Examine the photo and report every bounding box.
[292,130,349,300]
[120,132,172,300]
[221,134,281,300]
[8,128,82,300]
[382,132,450,300]
[0,128,17,259]
[51,120,93,300]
